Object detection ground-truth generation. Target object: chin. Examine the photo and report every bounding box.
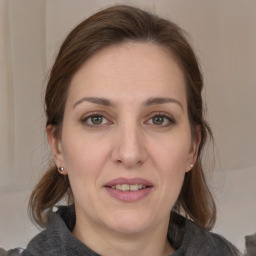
[103,210,154,234]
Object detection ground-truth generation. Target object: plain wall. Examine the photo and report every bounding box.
[0,0,255,253]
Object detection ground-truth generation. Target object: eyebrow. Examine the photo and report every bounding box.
[144,97,184,112]
[73,96,183,111]
[73,97,115,108]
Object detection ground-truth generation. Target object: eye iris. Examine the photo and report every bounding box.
[91,116,103,124]
[152,116,164,125]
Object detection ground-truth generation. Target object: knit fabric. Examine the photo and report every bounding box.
[2,205,242,255]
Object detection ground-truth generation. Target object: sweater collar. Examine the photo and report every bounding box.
[47,205,192,255]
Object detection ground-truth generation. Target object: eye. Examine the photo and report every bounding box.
[82,114,109,126]
[146,114,175,127]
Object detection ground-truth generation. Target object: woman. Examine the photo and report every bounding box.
[3,4,241,256]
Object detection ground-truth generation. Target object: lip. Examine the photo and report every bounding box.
[103,177,153,202]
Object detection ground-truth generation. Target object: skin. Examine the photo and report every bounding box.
[47,42,200,256]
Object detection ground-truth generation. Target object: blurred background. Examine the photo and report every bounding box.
[0,0,255,253]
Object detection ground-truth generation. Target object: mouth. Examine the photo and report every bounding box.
[109,184,147,191]
[103,178,153,202]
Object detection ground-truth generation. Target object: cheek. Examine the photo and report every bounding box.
[61,128,111,183]
[61,138,109,206]
[155,140,189,198]
[63,141,105,174]
[150,132,191,197]
[151,133,191,172]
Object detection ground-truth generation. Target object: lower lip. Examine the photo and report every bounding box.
[105,187,153,202]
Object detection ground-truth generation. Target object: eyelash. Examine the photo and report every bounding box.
[81,112,175,128]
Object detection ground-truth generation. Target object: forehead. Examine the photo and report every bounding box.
[67,42,186,107]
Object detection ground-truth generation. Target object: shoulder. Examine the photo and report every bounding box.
[207,232,242,255]
[185,219,242,255]
[24,206,76,256]
[169,212,242,256]
[0,248,33,256]
[244,232,256,256]
[25,230,49,256]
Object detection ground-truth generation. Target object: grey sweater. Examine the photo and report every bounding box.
[2,205,242,256]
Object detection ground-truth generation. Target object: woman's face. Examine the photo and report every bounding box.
[48,42,199,235]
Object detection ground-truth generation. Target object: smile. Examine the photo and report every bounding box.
[104,177,153,202]
[111,184,147,191]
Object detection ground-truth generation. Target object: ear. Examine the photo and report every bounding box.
[185,126,201,172]
[46,125,67,175]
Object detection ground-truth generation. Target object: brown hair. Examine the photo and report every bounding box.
[29,4,216,230]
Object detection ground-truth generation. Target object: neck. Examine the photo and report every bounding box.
[72,213,174,256]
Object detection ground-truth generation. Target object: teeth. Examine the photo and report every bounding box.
[121,184,129,191]
[111,184,146,191]
[116,184,122,190]
[130,184,138,191]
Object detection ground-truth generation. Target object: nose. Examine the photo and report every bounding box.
[111,123,147,169]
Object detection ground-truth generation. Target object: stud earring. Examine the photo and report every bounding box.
[59,167,64,172]
[190,164,194,168]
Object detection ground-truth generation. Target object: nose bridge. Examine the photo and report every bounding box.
[112,118,147,168]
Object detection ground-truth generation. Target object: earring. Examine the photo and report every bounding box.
[190,164,194,168]
[59,167,64,172]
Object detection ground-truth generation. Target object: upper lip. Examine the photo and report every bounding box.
[104,177,153,187]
